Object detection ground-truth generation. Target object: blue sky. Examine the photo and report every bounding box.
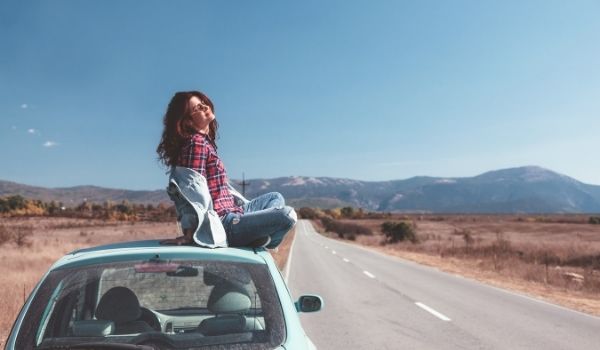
[1,0,599,190]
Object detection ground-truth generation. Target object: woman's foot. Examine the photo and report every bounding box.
[248,236,271,248]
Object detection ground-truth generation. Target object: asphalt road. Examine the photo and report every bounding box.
[287,220,600,350]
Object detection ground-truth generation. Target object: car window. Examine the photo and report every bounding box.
[15,259,285,350]
[98,265,262,312]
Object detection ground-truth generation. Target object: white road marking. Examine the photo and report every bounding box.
[415,302,451,321]
[284,220,300,284]
[343,258,350,263]
[363,271,375,279]
[332,250,337,255]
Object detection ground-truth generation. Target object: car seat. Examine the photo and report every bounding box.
[198,280,263,336]
[95,286,155,334]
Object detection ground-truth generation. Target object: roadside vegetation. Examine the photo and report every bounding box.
[0,194,176,221]
[299,206,600,315]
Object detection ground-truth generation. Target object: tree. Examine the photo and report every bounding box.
[340,207,355,218]
[115,200,132,214]
[47,200,59,215]
[7,195,26,211]
[76,201,92,212]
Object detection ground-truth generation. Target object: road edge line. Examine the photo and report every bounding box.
[284,220,300,284]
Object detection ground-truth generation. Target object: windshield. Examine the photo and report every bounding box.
[15,259,285,349]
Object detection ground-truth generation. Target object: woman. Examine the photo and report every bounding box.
[156,91,296,248]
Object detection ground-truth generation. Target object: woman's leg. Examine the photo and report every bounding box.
[265,206,297,248]
[244,192,296,247]
[243,192,285,213]
[223,205,296,248]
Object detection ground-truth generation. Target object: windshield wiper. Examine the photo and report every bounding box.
[36,342,154,350]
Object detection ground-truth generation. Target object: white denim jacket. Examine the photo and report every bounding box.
[167,166,247,248]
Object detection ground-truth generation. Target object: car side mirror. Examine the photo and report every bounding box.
[295,295,323,313]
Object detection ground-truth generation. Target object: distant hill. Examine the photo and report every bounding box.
[2,166,600,213]
[240,166,600,213]
[0,180,167,206]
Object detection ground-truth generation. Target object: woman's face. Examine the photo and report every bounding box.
[188,96,215,133]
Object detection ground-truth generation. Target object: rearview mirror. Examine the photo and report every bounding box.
[166,265,199,277]
[134,261,198,277]
[295,295,323,313]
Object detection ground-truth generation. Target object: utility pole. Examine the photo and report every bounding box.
[237,172,250,197]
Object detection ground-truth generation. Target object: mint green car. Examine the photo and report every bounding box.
[6,240,322,349]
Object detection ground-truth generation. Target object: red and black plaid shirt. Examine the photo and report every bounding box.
[178,133,243,217]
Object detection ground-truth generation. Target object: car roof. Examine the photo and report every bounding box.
[51,240,269,270]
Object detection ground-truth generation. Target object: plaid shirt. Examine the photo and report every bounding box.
[178,133,243,217]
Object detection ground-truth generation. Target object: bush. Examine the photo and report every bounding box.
[298,207,320,219]
[0,195,27,213]
[589,216,600,225]
[340,207,354,218]
[320,217,372,239]
[323,208,342,219]
[381,221,417,243]
[12,226,33,247]
[0,225,11,245]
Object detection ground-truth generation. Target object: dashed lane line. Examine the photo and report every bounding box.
[363,271,376,279]
[415,302,452,321]
[305,222,453,323]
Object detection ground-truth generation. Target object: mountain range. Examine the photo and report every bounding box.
[2,166,600,213]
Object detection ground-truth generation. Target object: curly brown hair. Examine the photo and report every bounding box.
[157,91,219,167]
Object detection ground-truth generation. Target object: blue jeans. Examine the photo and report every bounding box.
[221,192,296,248]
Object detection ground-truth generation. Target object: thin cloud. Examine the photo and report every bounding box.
[43,141,58,148]
[11,126,17,130]
[21,104,28,109]
[28,128,38,134]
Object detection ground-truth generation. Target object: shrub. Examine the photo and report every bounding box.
[462,230,474,251]
[323,208,342,219]
[0,195,27,213]
[381,221,417,243]
[12,226,33,248]
[298,207,320,219]
[0,225,11,245]
[589,216,600,225]
[115,201,133,215]
[320,217,372,239]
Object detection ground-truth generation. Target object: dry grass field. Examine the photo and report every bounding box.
[0,217,295,347]
[312,214,600,316]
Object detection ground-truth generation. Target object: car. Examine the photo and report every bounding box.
[5,240,323,349]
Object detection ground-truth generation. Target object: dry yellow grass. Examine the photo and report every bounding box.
[0,217,296,347]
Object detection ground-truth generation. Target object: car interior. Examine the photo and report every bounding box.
[24,260,284,349]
